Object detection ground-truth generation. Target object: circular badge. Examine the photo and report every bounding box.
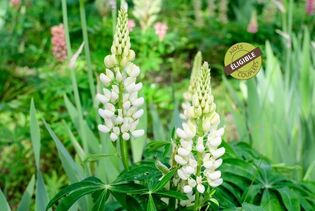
[224,42,262,80]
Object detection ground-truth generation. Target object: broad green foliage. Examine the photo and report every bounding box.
[225,32,315,180]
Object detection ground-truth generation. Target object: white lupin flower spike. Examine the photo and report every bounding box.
[172,53,225,207]
[97,5,144,143]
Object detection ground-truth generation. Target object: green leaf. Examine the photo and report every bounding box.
[44,121,84,182]
[0,189,11,211]
[36,171,49,211]
[260,190,282,211]
[83,153,117,163]
[110,183,148,194]
[155,190,187,200]
[110,191,143,211]
[115,162,161,183]
[241,202,264,211]
[17,175,35,211]
[151,169,176,193]
[146,141,170,153]
[46,177,104,210]
[147,194,157,211]
[276,187,300,211]
[30,99,41,169]
[92,190,109,211]
[150,104,166,141]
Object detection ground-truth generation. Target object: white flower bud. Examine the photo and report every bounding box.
[116,70,123,81]
[103,88,111,99]
[182,122,196,138]
[98,108,114,118]
[211,147,225,159]
[216,127,225,137]
[110,132,118,141]
[96,93,109,104]
[111,91,119,102]
[132,109,144,119]
[127,63,140,77]
[113,127,120,135]
[121,123,130,133]
[196,137,204,152]
[188,178,196,187]
[209,178,223,187]
[183,166,194,175]
[132,97,144,107]
[207,171,221,180]
[104,118,113,129]
[175,155,187,165]
[104,55,116,68]
[123,101,131,110]
[209,136,222,147]
[106,69,114,80]
[202,118,211,133]
[98,124,110,133]
[134,82,143,92]
[128,50,135,61]
[197,184,205,193]
[124,77,135,87]
[178,147,190,157]
[183,185,192,193]
[214,159,223,169]
[131,129,144,137]
[176,128,188,139]
[100,73,111,85]
[126,83,136,92]
[177,169,189,180]
[122,132,130,140]
[129,92,138,101]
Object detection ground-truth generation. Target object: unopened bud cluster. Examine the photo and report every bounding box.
[174,61,225,206]
[51,24,67,62]
[97,7,144,142]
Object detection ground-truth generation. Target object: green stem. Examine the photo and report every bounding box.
[120,137,129,169]
[79,0,96,102]
[194,151,202,211]
[61,0,72,57]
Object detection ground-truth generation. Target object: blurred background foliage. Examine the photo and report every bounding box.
[0,0,314,210]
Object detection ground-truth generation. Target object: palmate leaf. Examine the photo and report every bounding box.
[110,191,143,211]
[147,194,157,211]
[260,190,282,211]
[92,190,109,211]
[115,161,161,183]
[46,177,105,211]
[109,183,148,194]
[151,169,176,192]
[155,190,187,200]
[276,187,300,211]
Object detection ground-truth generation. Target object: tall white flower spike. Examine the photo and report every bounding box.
[97,5,144,142]
[173,55,225,207]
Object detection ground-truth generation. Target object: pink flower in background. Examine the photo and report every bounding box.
[247,12,258,34]
[128,19,136,32]
[306,0,314,15]
[10,0,20,7]
[51,24,67,62]
[154,22,168,41]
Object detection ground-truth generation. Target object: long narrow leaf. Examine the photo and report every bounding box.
[17,175,35,211]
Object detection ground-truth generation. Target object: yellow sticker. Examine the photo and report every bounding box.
[224,42,262,80]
